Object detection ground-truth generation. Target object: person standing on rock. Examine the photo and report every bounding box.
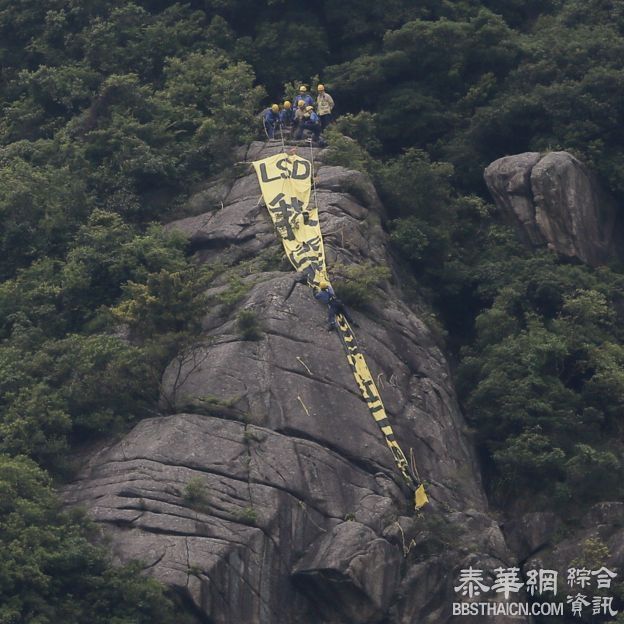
[294,85,314,109]
[315,84,334,131]
[263,104,280,140]
[314,281,358,331]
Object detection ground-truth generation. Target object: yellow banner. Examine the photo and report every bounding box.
[252,151,427,510]
[252,153,327,286]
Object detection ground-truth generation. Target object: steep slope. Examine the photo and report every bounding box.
[64,142,521,623]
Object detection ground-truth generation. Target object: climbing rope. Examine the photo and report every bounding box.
[251,151,428,511]
[309,138,320,215]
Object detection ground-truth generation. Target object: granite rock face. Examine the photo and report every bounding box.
[484,151,620,266]
[520,503,624,597]
[65,142,523,623]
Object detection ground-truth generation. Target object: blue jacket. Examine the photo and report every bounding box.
[263,109,280,125]
[294,94,314,108]
[314,285,335,305]
[306,111,320,125]
[280,108,294,124]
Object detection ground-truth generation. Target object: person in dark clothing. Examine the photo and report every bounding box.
[294,85,314,108]
[279,100,294,128]
[295,106,322,143]
[314,281,359,330]
[292,100,306,137]
[263,104,280,139]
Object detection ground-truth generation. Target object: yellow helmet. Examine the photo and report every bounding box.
[297,100,305,107]
[299,85,307,92]
[318,280,330,289]
[283,100,291,109]
[317,84,325,91]
[271,104,279,113]
[305,105,314,112]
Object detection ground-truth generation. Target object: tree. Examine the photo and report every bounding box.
[0,454,180,624]
[0,159,90,280]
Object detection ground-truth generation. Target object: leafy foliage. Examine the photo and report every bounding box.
[2,0,624,614]
[331,262,391,308]
[0,454,180,624]
[184,477,208,507]
[457,259,624,508]
[0,210,207,474]
[237,309,263,341]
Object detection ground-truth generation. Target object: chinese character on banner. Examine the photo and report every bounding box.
[268,193,302,241]
[592,567,617,589]
[491,567,524,599]
[568,568,592,589]
[592,596,618,617]
[454,567,490,598]
[567,594,590,617]
[526,569,558,596]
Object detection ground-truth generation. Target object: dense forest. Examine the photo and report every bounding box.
[1,0,624,620]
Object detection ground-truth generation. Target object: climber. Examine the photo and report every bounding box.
[294,99,306,118]
[294,85,314,109]
[314,281,359,331]
[279,100,294,128]
[315,84,335,131]
[295,106,322,144]
[263,104,281,139]
[292,100,306,138]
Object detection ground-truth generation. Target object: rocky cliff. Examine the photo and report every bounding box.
[64,142,521,623]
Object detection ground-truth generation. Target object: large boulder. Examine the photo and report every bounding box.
[484,151,620,266]
[65,142,523,623]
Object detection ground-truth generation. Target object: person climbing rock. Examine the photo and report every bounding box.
[294,85,314,109]
[315,84,334,131]
[314,281,359,331]
[263,104,281,139]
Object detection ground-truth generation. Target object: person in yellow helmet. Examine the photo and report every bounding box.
[295,105,321,142]
[316,84,335,131]
[293,99,306,136]
[262,104,280,139]
[294,85,314,109]
[314,281,358,331]
[279,100,294,128]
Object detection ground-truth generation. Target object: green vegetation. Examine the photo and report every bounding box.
[183,477,208,507]
[0,209,208,473]
[237,309,263,341]
[237,506,258,526]
[2,0,624,615]
[331,262,391,308]
[457,261,624,509]
[0,454,180,623]
[381,138,624,510]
